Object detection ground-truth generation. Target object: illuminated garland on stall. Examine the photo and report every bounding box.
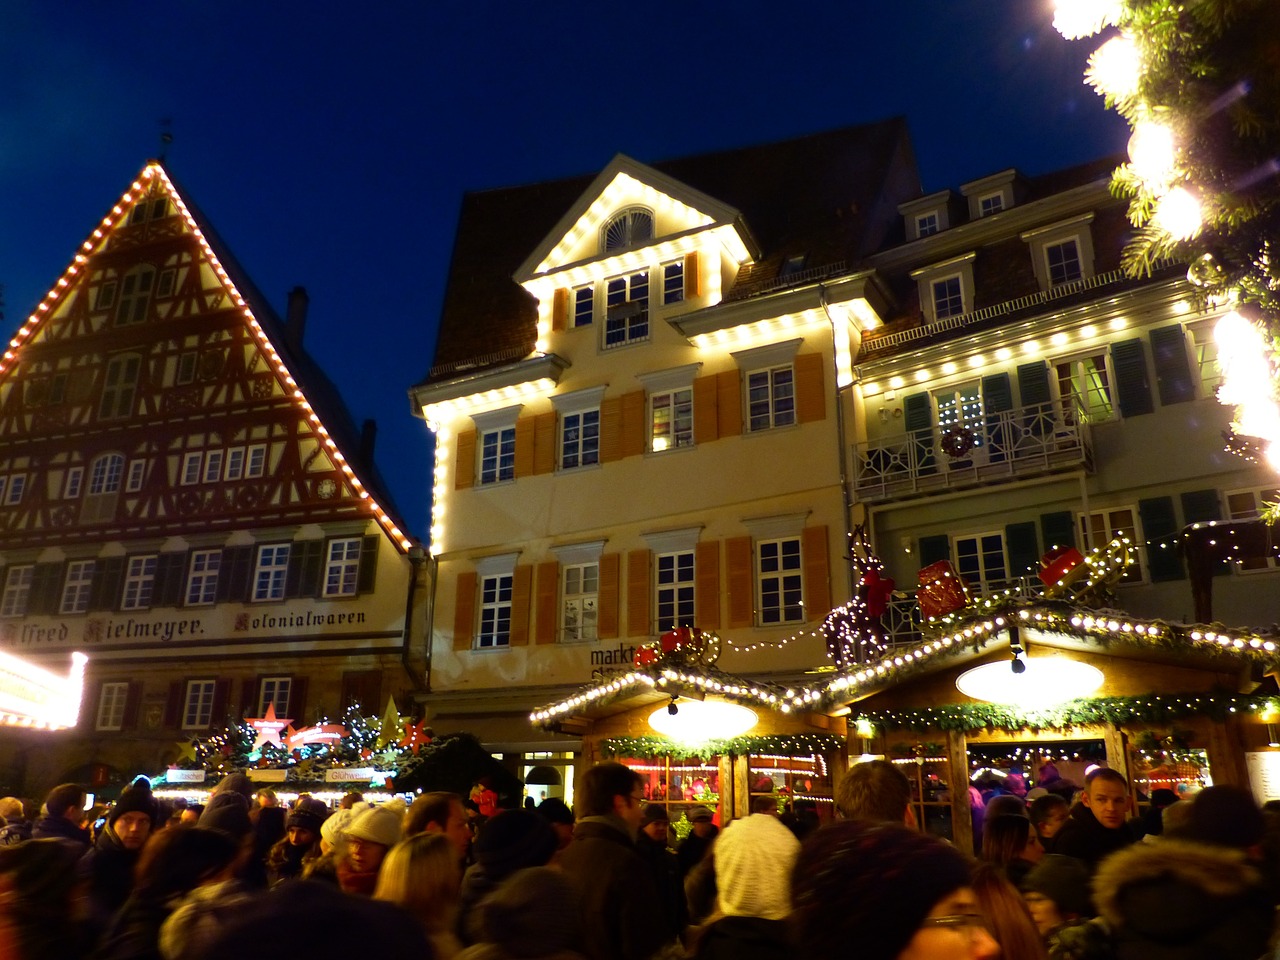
[599,733,846,760]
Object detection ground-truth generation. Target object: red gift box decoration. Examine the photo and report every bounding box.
[1038,546,1086,588]
[915,560,970,620]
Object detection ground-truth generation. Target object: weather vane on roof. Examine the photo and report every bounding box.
[159,118,173,161]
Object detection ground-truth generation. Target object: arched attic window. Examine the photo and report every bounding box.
[602,208,654,253]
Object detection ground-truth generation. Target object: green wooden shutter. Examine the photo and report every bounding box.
[356,535,380,593]
[29,563,63,615]
[89,558,125,611]
[288,541,324,598]
[1005,521,1040,580]
[918,534,951,568]
[154,552,187,607]
[1017,361,1053,436]
[1139,496,1184,581]
[903,392,935,473]
[1150,326,1196,406]
[982,373,1013,412]
[1040,511,1076,551]
[1112,339,1154,418]
[982,373,1013,463]
[217,546,253,602]
[1181,489,1227,577]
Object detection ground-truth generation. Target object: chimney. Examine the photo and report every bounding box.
[285,286,309,348]
[360,419,377,466]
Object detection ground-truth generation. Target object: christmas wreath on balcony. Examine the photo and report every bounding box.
[939,426,977,459]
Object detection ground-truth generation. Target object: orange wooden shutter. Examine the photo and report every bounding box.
[693,375,719,444]
[802,525,831,621]
[452,571,477,650]
[621,390,647,459]
[514,416,534,478]
[627,549,651,638]
[509,564,532,646]
[551,288,569,332]
[599,396,623,463]
[695,540,721,630]
[598,553,620,639]
[717,370,743,437]
[454,430,476,489]
[684,251,701,299]
[795,352,828,423]
[533,412,557,475]
[725,536,754,628]
[535,560,559,645]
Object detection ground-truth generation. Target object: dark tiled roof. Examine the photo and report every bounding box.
[421,118,920,384]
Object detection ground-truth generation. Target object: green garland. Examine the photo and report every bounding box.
[599,732,846,760]
[858,690,1277,733]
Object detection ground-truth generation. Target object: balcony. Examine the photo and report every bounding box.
[877,575,1049,654]
[853,400,1093,503]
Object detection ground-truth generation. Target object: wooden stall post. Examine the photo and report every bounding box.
[946,729,973,854]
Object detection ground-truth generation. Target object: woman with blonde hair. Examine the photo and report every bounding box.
[374,832,463,959]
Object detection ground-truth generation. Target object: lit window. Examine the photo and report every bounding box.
[656,552,695,631]
[479,428,516,484]
[604,272,649,347]
[96,682,130,731]
[252,544,291,602]
[1081,509,1142,584]
[186,549,221,605]
[1055,353,1114,424]
[203,450,224,484]
[651,388,693,451]
[573,286,594,327]
[561,410,600,469]
[259,677,292,716]
[125,460,145,492]
[916,213,939,237]
[932,276,965,319]
[182,680,216,729]
[758,537,803,624]
[115,267,154,326]
[0,566,33,617]
[477,574,513,648]
[121,555,157,610]
[1226,488,1280,571]
[225,448,245,482]
[180,452,202,486]
[662,261,684,305]
[935,384,985,451]
[747,365,796,432]
[60,560,95,614]
[99,354,141,419]
[5,476,25,506]
[602,209,654,252]
[562,562,598,642]
[246,445,267,478]
[323,538,361,597]
[1046,239,1083,285]
[64,467,84,499]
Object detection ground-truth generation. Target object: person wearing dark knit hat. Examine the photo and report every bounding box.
[791,820,998,960]
[458,809,558,944]
[456,866,587,960]
[82,777,160,938]
[635,804,684,942]
[198,791,253,841]
[267,799,328,885]
[1019,853,1093,936]
[677,804,718,879]
[536,797,575,853]
[211,772,254,803]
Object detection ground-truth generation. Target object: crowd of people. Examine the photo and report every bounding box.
[0,759,1278,959]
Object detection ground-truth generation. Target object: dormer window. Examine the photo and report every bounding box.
[916,213,939,237]
[1021,214,1095,292]
[899,191,952,240]
[1046,239,1082,285]
[602,208,654,253]
[911,253,976,324]
[978,193,1004,217]
[604,272,649,348]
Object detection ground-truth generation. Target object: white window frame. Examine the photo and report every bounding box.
[662,260,685,306]
[1054,350,1115,424]
[573,285,594,327]
[60,559,95,614]
[934,382,986,457]
[176,351,197,386]
[180,452,202,486]
[96,280,118,311]
[649,387,693,452]
[89,454,125,495]
[978,192,1005,217]
[63,467,84,499]
[637,364,700,453]
[474,553,518,650]
[125,460,145,492]
[733,339,802,435]
[1225,487,1280,572]
[203,450,224,484]
[252,544,291,602]
[182,679,216,729]
[561,561,599,643]
[115,267,154,326]
[4,475,25,506]
[1021,216,1096,292]
[259,676,292,716]
[323,538,361,598]
[246,444,267,478]
[1081,507,1142,584]
[601,207,654,253]
[911,254,976,324]
[655,550,695,632]
[225,447,246,482]
[96,681,130,731]
[186,548,221,606]
[603,271,650,349]
[121,555,157,611]
[757,536,804,625]
[916,212,939,237]
[553,386,607,471]
[0,565,33,618]
[953,531,1011,593]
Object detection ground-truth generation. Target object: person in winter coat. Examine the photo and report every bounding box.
[457,809,557,944]
[374,832,463,959]
[0,839,91,960]
[335,803,402,896]
[1052,769,1136,872]
[265,798,326,885]
[83,778,159,938]
[31,782,91,847]
[456,867,588,960]
[634,804,685,942]
[0,797,32,846]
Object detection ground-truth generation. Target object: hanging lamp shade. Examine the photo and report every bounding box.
[524,765,562,786]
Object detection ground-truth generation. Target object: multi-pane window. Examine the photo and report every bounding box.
[603,209,654,252]
[259,677,292,716]
[480,428,516,484]
[0,566,33,617]
[5,476,25,506]
[96,682,130,731]
[63,467,84,499]
[115,268,154,326]
[157,269,175,298]
[96,281,118,311]
[651,389,693,452]
[225,448,246,482]
[477,574,513,648]
[573,286,594,327]
[747,365,796,432]
[932,276,965,319]
[121,555,157,610]
[89,455,124,495]
[562,562,598,642]
[662,261,684,305]
[182,680,216,729]
[324,538,361,598]
[561,410,600,469]
[1192,327,1223,396]
[1226,488,1280,570]
[980,194,1004,216]
[1055,354,1114,423]
[954,533,1010,592]
[916,213,939,237]
[246,445,267,478]
[60,560,95,614]
[176,352,197,385]
[181,452,202,485]
[1046,239,1083,286]
[252,544,291,601]
[758,537,803,624]
[1081,508,1142,583]
[99,354,141,419]
[656,551,695,631]
[125,460,145,492]
[936,384,984,452]
[604,272,649,347]
[186,549,221,605]
[203,450,224,484]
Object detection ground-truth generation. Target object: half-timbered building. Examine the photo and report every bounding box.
[0,161,427,796]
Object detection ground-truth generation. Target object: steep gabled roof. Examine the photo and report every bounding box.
[422,118,920,384]
[5,161,415,551]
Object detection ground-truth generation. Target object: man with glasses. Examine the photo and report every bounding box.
[557,761,667,960]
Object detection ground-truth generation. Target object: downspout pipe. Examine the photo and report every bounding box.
[818,283,859,601]
[401,545,429,692]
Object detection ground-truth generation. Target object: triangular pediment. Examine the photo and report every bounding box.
[0,162,412,551]
[514,154,754,283]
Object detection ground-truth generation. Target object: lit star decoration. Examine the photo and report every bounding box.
[399,719,432,755]
[376,696,402,748]
[174,740,198,763]
[248,703,292,754]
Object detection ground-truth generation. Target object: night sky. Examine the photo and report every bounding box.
[1,1,1127,540]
